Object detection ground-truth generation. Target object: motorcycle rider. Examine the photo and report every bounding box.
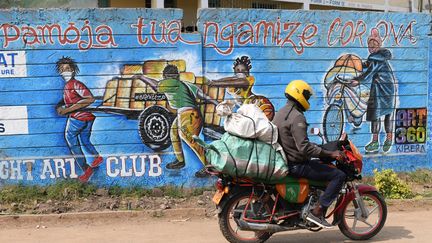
[273,80,347,228]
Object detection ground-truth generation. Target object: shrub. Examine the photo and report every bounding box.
[373,169,414,199]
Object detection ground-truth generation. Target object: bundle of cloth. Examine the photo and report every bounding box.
[203,102,289,182]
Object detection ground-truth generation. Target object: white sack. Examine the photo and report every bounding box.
[224,104,278,145]
[216,101,235,117]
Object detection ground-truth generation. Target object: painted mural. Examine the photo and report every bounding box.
[0,8,431,188]
[322,27,398,155]
[197,9,431,175]
[0,8,213,187]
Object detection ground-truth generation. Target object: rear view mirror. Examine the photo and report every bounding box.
[310,127,324,145]
[310,127,321,135]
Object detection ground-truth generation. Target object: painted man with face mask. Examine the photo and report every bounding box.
[56,56,103,182]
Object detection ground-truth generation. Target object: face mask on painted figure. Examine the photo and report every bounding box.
[61,71,73,81]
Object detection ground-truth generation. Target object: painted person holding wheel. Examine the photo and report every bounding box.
[134,65,218,178]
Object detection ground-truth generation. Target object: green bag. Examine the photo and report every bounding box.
[205,133,289,183]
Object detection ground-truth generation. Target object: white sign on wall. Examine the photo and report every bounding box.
[0,106,29,135]
[310,0,374,9]
[0,51,27,78]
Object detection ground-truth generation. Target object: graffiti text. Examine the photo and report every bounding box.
[328,18,417,47]
[131,18,200,46]
[106,154,162,178]
[203,19,319,55]
[395,108,427,145]
[395,144,426,153]
[0,159,35,180]
[0,20,118,50]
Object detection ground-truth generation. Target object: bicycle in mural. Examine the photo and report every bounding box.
[323,28,397,155]
[322,54,370,142]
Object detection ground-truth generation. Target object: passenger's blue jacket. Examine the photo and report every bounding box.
[355,48,396,121]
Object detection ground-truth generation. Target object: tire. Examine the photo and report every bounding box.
[323,104,344,142]
[219,191,272,243]
[138,106,173,152]
[338,191,387,240]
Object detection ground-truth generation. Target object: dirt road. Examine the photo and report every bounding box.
[0,207,430,243]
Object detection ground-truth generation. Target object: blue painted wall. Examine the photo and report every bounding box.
[0,8,209,187]
[198,9,431,176]
[0,8,431,188]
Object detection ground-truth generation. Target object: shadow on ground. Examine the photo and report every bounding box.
[267,226,412,243]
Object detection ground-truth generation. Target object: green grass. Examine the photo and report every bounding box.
[0,169,430,205]
[0,184,46,204]
[404,169,432,184]
[373,169,414,199]
[108,185,152,198]
[0,180,98,203]
[0,180,213,203]
[45,180,97,200]
[422,191,432,198]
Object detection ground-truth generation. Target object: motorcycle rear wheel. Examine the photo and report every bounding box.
[338,191,387,240]
[219,191,272,243]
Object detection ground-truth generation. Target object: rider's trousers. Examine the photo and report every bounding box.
[288,160,346,208]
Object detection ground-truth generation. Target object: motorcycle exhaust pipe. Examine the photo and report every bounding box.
[237,219,295,233]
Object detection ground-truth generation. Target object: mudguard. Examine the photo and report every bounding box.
[216,185,256,215]
[332,184,379,224]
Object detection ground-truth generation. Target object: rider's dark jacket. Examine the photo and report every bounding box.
[273,100,322,164]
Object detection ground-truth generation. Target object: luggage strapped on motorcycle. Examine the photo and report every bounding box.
[217,114,278,182]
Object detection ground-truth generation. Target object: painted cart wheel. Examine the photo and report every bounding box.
[323,104,344,142]
[138,106,173,152]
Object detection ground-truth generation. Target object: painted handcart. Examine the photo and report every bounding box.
[86,59,226,151]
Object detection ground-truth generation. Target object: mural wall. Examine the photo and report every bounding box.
[0,8,212,187]
[0,8,431,188]
[198,9,431,176]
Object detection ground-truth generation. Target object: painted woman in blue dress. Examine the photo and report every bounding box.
[352,28,396,153]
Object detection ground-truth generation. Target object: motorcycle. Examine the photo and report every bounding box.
[205,131,387,243]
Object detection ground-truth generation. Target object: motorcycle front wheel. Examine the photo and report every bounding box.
[219,191,272,243]
[338,191,387,240]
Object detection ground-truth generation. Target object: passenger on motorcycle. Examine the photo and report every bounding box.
[273,80,347,229]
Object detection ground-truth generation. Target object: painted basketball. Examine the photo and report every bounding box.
[334,54,363,72]
[324,54,363,89]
